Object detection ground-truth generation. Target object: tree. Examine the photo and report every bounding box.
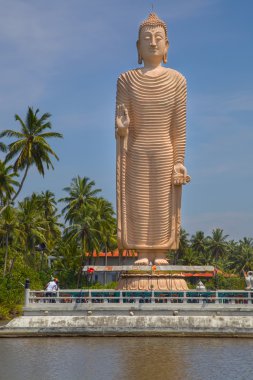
[0,206,24,277]
[0,161,19,205]
[191,230,210,265]
[93,197,117,252]
[191,231,206,253]
[18,195,47,257]
[0,107,63,213]
[207,228,229,267]
[64,205,101,287]
[229,238,253,273]
[180,247,200,265]
[0,142,7,152]
[38,190,57,220]
[171,228,189,264]
[59,176,101,223]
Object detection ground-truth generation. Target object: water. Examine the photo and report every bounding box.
[0,337,252,380]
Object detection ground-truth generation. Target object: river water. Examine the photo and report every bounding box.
[0,337,252,380]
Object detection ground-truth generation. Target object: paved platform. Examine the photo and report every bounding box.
[82,265,214,272]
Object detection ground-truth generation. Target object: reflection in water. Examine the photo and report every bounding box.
[0,337,252,380]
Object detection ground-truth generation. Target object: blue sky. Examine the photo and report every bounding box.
[0,0,253,240]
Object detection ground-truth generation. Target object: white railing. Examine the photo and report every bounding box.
[24,289,253,307]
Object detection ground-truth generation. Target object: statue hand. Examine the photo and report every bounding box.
[116,104,130,137]
[173,163,191,185]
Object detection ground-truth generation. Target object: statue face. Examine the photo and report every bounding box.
[138,25,168,64]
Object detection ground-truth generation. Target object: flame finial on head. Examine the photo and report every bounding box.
[139,12,168,38]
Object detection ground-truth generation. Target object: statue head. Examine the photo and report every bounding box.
[137,13,169,65]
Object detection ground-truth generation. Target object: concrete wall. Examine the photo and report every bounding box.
[2,315,253,337]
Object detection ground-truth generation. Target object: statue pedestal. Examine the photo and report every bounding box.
[117,273,188,291]
[82,265,214,290]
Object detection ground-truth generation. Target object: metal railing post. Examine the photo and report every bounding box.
[24,278,30,307]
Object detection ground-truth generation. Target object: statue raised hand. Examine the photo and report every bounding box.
[116,104,130,137]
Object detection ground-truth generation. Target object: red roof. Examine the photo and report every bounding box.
[85,249,138,257]
[184,272,213,278]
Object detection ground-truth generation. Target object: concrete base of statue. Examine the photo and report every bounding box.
[117,273,188,291]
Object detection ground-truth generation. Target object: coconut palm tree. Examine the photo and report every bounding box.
[92,197,117,272]
[17,196,47,256]
[64,204,101,287]
[0,161,19,205]
[229,238,253,273]
[172,228,189,264]
[191,230,210,265]
[59,176,101,223]
[207,228,229,266]
[0,142,7,152]
[180,247,200,265]
[0,206,24,276]
[191,231,206,253]
[0,107,63,213]
[38,190,57,219]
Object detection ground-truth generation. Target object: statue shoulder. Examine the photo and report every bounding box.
[117,69,138,82]
[166,68,187,85]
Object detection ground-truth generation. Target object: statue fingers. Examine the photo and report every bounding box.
[117,105,122,118]
[117,104,123,117]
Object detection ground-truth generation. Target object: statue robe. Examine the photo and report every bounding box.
[116,68,187,251]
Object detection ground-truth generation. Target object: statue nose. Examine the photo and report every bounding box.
[150,36,157,47]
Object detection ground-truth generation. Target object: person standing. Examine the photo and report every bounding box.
[45,278,58,303]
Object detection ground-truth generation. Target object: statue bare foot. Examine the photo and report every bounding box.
[134,258,149,265]
[154,258,169,265]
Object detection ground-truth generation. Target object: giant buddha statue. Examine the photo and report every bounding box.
[115,13,190,265]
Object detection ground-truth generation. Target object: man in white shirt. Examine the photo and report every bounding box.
[45,278,58,303]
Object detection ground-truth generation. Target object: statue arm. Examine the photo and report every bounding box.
[173,75,187,165]
[115,75,130,138]
[172,75,190,184]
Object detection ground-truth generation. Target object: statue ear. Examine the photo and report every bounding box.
[163,40,169,64]
[136,40,143,65]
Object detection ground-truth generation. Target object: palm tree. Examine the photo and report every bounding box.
[0,142,7,152]
[172,228,189,264]
[0,161,19,205]
[64,205,101,287]
[30,191,62,253]
[180,247,200,265]
[92,197,117,272]
[229,238,253,273]
[0,107,63,213]
[18,196,47,257]
[207,228,229,267]
[38,190,57,220]
[191,231,206,253]
[59,176,101,223]
[0,206,24,276]
[191,230,210,265]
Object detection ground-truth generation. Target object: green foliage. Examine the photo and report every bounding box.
[204,275,245,290]
[0,257,44,319]
[86,281,118,289]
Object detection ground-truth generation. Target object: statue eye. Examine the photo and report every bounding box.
[156,36,163,41]
[144,36,151,40]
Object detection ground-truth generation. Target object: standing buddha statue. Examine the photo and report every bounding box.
[116,13,190,265]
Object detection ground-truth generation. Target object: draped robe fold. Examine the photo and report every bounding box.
[116,68,187,251]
